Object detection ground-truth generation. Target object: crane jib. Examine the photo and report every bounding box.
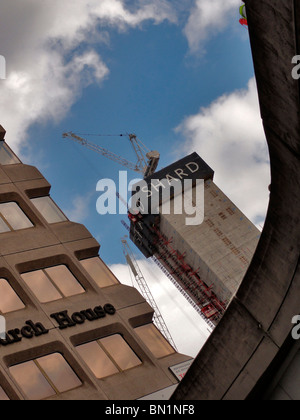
[62,131,160,177]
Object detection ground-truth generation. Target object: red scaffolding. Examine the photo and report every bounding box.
[150,225,226,324]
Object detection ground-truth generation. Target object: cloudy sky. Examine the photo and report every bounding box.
[0,0,270,357]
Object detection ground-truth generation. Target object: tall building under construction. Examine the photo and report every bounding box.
[129,153,261,326]
[0,125,191,401]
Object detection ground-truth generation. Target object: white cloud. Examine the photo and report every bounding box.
[110,259,211,358]
[184,0,241,54]
[0,0,249,153]
[1,49,109,153]
[63,193,93,223]
[0,0,177,153]
[177,77,270,226]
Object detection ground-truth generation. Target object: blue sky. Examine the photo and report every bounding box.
[16,3,255,265]
[0,0,270,356]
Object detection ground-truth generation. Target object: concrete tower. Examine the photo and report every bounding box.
[129,153,261,326]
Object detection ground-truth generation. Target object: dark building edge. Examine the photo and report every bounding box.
[172,0,300,400]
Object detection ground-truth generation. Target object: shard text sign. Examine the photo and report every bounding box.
[96,153,214,227]
[96,172,204,226]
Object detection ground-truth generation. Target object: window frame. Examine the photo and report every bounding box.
[30,196,68,224]
[0,385,10,401]
[134,323,176,359]
[9,353,82,400]
[0,142,21,166]
[79,257,119,289]
[21,264,85,304]
[0,201,33,233]
[0,278,25,314]
[76,334,142,379]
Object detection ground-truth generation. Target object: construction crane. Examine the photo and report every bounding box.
[62,132,160,179]
[121,236,178,350]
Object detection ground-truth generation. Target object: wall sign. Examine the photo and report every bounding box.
[50,304,116,329]
[0,303,116,347]
[169,359,194,381]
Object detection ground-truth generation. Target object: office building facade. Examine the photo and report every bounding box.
[0,126,190,400]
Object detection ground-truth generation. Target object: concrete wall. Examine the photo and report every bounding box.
[172,0,300,400]
[159,180,260,305]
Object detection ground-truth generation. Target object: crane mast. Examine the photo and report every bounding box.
[121,237,177,350]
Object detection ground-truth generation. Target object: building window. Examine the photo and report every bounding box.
[76,335,142,379]
[21,265,85,303]
[0,279,25,314]
[135,324,175,359]
[0,386,10,401]
[0,202,33,232]
[30,197,67,224]
[9,353,82,400]
[0,143,20,165]
[80,257,119,288]
[226,207,235,216]
[219,212,227,220]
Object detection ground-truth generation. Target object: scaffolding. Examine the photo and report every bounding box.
[122,217,226,328]
[150,226,226,325]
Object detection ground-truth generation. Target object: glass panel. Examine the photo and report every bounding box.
[45,265,85,297]
[21,270,62,303]
[0,279,25,313]
[31,197,67,224]
[135,324,175,358]
[0,386,9,401]
[37,353,82,393]
[76,341,119,379]
[80,257,118,288]
[9,361,55,400]
[100,335,141,371]
[0,202,33,230]
[0,216,10,233]
[0,143,20,165]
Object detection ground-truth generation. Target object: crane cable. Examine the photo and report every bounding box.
[74,133,125,137]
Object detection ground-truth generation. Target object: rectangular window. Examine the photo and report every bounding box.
[0,386,9,401]
[214,228,223,237]
[100,335,141,371]
[80,257,119,288]
[205,219,214,228]
[9,353,82,400]
[76,335,141,379]
[0,143,20,165]
[21,265,85,303]
[0,216,10,233]
[31,197,67,224]
[0,202,33,232]
[226,207,235,216]
[76,341,118,379]
[219,212,227,220]
[0,279,25,314]
[135,324,175,359]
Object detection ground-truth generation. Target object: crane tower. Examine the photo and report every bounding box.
[121,237,177,350]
